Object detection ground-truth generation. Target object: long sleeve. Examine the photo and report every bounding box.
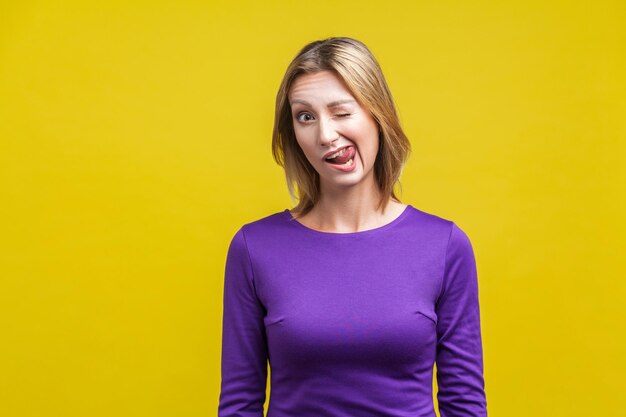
[435,223,487,416]
[218,227,268,417]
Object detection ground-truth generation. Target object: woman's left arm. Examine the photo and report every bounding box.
[435,222,488,417]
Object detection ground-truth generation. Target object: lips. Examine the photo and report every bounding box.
[324,146,355,164]
[321,145,357,173]
[323,146,351,160]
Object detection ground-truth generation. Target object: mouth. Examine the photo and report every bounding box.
[323,146,356,166]
[322,146,357,172]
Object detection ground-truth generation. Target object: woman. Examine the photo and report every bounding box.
[218,37,488,417]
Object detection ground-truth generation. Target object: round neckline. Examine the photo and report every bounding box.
[284,204,413,237]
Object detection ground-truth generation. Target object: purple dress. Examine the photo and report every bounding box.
[218,205,487,416]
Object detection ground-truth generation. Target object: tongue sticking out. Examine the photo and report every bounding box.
[326,146,355,164]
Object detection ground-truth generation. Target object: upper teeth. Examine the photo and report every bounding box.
[327,148,347,159]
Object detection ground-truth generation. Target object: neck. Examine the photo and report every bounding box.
[310,176,395,233]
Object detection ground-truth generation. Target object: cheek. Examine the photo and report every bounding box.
[294,129,315,152]
[354,124,379,155]
[294,133,318,163]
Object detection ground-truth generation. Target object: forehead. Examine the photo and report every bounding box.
[289,70,356,103]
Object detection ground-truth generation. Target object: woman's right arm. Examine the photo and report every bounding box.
[218,227,268,417]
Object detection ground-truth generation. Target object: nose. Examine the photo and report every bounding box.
[318,116,339,146]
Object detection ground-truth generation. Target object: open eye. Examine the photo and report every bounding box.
[296,112,315,123]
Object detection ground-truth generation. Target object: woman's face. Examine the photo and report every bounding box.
[288,70,380,191]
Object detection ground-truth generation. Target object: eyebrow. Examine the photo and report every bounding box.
[290,98,356,108]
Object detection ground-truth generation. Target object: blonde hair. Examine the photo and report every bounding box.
[272,37,411,218]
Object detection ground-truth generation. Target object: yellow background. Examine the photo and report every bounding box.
[1,1,624,416]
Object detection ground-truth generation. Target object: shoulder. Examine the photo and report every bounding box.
[402,205,475,257]
[227,209,292,247]
[404,205,459,238]
[240,209,290,235]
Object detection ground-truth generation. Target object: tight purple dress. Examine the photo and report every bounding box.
[218,205,487,416]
